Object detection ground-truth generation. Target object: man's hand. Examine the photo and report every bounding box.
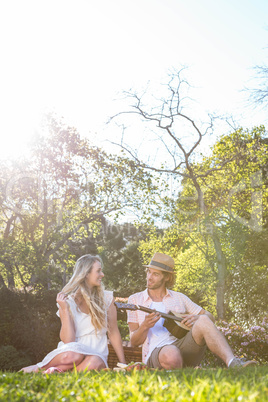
[143,311,161,329]
[128,311,161,347]
[180,314,200,328]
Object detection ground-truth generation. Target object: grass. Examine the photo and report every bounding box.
[0,366,267,401]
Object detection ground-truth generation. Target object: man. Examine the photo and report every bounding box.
[127,252,257,369]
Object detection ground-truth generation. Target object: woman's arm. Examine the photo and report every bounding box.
[107,300,126,364]
[57,292,76,343]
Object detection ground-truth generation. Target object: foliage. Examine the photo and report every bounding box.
[110,70,237,319]
[0,367,267,401]
[0,288,60,363]
[0,346,31,372]
[139,227,217,314]
[117,320,130,341]
[219,318,268,363]
[99,222,149,297]
[202,317,268,368]
[139,126,268,323]
[0,114,157,290]
[225,262,268,325]
[111,66,268,319]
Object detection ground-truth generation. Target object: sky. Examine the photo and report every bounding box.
[0,0,267,160]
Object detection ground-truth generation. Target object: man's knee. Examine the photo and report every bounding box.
[192,315,217,345]
[159,346,183,369]
[193,315,215,332]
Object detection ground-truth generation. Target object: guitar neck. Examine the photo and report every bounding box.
[114,302,184,323]
[137,305,183,322]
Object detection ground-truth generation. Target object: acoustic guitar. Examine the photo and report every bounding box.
[115,302,190,339]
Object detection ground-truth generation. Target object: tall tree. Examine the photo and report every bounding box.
[139,126,268,323]
[98,220,150,296]
[0,114,156,290]
[110,70,267,318]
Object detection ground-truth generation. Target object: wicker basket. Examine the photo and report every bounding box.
[108,343,142,369]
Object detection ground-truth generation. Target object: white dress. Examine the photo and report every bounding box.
[37,290,113,368]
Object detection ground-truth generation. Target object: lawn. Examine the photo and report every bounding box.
[0,366,267,401]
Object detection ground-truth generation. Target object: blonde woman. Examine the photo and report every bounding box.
[21,254,126,372]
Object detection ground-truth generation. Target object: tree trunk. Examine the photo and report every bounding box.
[2,262,15,289]
[196,182,227,319]
[211,227,227,319]
[0,274,7,289]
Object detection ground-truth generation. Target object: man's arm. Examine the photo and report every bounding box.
[181,308,215,328]
[128,311,161,347]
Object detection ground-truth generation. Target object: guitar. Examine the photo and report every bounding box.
[115,302,190,339]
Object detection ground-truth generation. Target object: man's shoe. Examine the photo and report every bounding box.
[228,357,258,368]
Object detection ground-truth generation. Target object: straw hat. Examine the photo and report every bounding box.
[144,252,175,274]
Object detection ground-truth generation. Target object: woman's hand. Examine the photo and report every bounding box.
[56,292,69,311]
[57,292,75,343]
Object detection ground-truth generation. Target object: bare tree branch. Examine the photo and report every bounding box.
[245,64,268,109]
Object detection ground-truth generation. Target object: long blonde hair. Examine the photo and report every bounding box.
[62,254,107,331]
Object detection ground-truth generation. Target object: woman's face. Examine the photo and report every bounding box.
[86,261,104,288]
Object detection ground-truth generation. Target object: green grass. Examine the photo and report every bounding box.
[0,367,267,401]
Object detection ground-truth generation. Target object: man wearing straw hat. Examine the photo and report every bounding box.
[127,252,257,369]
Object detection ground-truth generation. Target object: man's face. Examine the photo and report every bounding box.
[146,268,166,290]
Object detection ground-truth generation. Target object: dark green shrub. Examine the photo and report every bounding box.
[117,320,130,341]
[0,346,32,371]
[201,317,268,367]
[0,288,60,366]
[217,317,268,364]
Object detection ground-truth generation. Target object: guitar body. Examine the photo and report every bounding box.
[163,312,189,339]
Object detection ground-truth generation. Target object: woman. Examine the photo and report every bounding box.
[21,254,126,372]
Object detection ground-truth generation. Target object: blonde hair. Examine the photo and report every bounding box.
[62,254,107,331]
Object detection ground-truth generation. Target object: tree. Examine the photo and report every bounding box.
[0,114,157,290]
[98,220,150,296]
[110,70,267,319]
[247,64,268,109]
[200,128,268,323]
[140,126,268,324]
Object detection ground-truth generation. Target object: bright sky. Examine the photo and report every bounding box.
[0,0,267,160]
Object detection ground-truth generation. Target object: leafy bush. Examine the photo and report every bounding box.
[117,320,130,341]
[0,346,32,371]
[218,317,268,363]
[202,317,268,367]
[0,288,60,366]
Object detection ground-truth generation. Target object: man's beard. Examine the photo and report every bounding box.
[147,277,165,289]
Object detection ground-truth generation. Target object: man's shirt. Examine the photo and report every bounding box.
[127,289,202,363]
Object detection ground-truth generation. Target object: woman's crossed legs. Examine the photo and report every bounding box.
[21,352,106,372]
